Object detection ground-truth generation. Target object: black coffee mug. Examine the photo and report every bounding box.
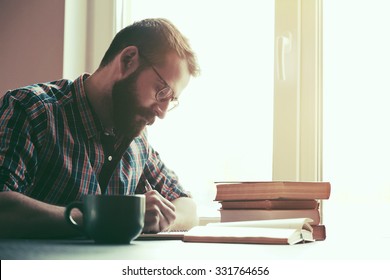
[65,194,145,244]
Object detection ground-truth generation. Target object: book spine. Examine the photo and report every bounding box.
[311,225,326,241]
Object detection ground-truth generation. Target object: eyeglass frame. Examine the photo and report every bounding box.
[138,53,179,111]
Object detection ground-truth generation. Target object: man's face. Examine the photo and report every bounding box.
[111,52,191,139]
[111,67,155,138]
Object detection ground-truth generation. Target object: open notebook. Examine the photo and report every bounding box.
[137,218,315,245]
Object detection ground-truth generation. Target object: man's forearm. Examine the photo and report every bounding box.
[170,197,198,231]
[0,191,82,238]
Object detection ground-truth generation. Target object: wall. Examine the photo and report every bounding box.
[63,0,116,80]
[0,0,65,96]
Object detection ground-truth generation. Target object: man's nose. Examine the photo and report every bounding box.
[154,100,169,119]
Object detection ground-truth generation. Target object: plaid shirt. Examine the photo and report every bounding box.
[0,74,189,206]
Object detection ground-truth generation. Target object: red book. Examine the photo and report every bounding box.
[215,181,331,201]
[219,208,321,225]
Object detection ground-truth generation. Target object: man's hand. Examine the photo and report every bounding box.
[143,190,176,233]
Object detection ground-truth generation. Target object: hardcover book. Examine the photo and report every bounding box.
[215,181,331,201]
[219,208,321,225]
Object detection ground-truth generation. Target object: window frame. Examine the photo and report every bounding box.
[273,0,323,182]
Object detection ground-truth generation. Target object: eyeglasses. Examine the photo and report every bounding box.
[139,53,179,111]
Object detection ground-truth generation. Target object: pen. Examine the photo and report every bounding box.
[145,179,153,192]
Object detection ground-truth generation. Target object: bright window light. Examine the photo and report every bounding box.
[128,0,275,215]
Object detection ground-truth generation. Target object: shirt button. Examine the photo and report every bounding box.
[108,156,113,161]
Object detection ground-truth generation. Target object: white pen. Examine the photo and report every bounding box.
[145,179,153,192]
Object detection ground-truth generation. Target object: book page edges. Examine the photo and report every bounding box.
[207,218,313,231]
[183,226,313,245]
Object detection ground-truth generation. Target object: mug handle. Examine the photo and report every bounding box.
[64,201,84,231]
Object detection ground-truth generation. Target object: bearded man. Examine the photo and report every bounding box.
[0,18,200,238]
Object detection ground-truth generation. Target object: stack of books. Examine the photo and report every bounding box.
[214,181,331,241]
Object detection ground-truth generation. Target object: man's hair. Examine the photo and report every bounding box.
[99,18,200,76]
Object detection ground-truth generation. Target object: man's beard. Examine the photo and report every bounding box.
[112,68,155,139]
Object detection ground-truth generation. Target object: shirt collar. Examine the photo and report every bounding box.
[72,73,104,139]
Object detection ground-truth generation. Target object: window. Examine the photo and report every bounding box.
[323,0,390,203]
[125,0,274,215]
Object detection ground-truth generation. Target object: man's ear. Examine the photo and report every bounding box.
[119,46,140,77]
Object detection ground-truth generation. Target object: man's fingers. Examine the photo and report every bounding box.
[145,190,175,212]
[143,205,175,233]
[143,190,176,232]
[150,190,175,211]
[147,191,176,221]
